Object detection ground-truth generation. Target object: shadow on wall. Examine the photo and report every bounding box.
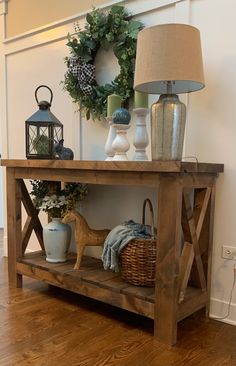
[69,184,158,257]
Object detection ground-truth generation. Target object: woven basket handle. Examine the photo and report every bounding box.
[142,198,155,239]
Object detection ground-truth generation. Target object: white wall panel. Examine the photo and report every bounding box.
[6,40,78,158]
[184,0,236,323]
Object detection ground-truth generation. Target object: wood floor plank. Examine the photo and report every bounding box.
[0,238,235,365]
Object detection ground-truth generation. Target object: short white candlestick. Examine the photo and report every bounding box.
[104,116,116,161]
[112,124,130,161]
[133,107,149,161]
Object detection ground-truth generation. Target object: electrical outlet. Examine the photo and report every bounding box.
[222,246,236,260]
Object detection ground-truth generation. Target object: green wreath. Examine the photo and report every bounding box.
[63,5,142,121]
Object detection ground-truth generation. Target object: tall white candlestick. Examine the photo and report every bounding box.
[133,107,149,161]
[104,116,116,160]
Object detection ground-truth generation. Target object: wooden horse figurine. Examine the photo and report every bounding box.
[62,210,110,270]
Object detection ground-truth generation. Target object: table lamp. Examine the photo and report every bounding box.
[134,23,205,160]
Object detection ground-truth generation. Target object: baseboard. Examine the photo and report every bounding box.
[210,297,236,326]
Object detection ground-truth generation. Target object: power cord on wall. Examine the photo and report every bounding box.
[211,257,236,320]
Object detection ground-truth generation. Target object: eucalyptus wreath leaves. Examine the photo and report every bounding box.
[63,5,142,121]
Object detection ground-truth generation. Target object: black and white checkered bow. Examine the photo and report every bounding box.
[68,56,82,68]
[77,63,95,96]
[80,84,93,95]
[77,63,95,84]
[68,56,95,96]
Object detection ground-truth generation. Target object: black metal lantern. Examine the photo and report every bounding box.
[25,85,63,159]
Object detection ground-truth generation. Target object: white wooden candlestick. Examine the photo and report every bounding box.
[112,124,130,161]
[104,116,116,160]
[133,108,149,161]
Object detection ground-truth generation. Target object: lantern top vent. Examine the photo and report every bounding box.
[38,100,51,110]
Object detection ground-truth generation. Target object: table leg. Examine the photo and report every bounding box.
[6,169,22,287]
[154,176,182,345]
[206,182,216,317]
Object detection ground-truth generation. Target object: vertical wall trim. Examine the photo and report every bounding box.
[0,1,8,236]
[71,105,82,160]
[79,111,83,160]
[0,0,8,16]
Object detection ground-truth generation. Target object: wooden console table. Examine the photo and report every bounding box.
[1,159,223,345]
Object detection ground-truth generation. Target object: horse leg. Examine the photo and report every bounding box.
[74,241,86,270]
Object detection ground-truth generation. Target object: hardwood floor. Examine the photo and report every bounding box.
[0,233,235,365]
[0,229,3,258]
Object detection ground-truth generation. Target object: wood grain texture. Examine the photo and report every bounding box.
[196,188,212,240]
[190,188,213,289]
[17,254,155,319]
[155,175,182,345]
[20,180,44,252]
[15,252,209,322]
[6,169,22,288]
[1,159,224,173]
[14,168,163,187]
[183,190,207,291]
[2,159,223,346]
[178,242,195,303]
[0,250,235,366]
[182,174,217,189]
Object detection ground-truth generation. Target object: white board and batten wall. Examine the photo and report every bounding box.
[0,0,236,324]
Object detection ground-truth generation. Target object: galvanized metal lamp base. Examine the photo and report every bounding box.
[151,94,186,160]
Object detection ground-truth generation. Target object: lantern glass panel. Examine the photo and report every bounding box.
[53,126,63,143]
[29,125,50,155]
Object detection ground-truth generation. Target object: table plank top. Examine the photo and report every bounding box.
[0,159,224,173]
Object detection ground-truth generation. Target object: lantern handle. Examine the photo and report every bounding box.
[35,85,53,106]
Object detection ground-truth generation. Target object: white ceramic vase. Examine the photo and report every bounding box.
[43,218,71,263]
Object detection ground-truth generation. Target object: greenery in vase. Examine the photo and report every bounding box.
[30,180,88,218]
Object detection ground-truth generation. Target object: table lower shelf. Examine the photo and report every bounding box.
[17,252,207,321]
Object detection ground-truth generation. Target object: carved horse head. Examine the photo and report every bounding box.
[62,210,90,230]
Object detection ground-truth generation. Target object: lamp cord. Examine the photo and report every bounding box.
[182,156,199,164]
[211,258,236,320]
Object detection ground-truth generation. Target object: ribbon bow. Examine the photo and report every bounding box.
[68,57,95,96]
[77,63,95,96]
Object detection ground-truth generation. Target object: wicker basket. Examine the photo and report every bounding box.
[119,198,157,287]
